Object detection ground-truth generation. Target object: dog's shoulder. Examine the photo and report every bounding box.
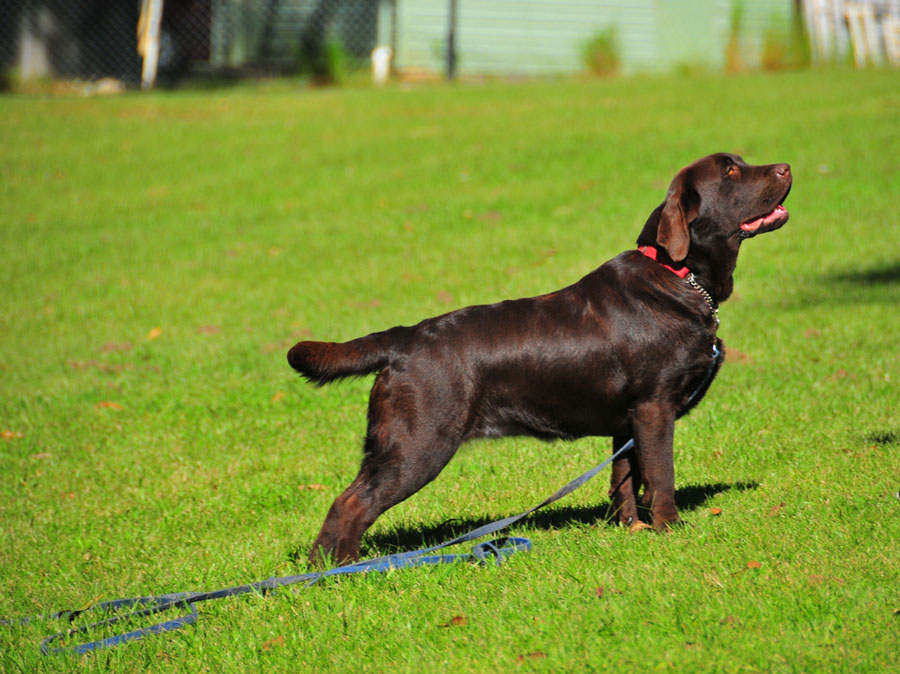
[574,249,658,296]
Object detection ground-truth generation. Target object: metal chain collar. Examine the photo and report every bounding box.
[685,273,719,327]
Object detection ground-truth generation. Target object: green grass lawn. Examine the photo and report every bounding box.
[1,68,898,671]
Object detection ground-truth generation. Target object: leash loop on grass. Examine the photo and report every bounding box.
[39,595,199,655]
[11,436,641,656]
[31,537,537,656]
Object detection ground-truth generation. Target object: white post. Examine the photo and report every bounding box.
[138,0,164,90]
[372,46,393,85]
[18,4,53,81]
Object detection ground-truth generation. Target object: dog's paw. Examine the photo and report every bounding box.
[654,518,687,533]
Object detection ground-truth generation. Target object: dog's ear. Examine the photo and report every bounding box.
[657,172,699,262]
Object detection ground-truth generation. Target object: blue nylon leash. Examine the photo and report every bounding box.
[10,438,635,656]
[6,342,722,656]
[33,537,534,655]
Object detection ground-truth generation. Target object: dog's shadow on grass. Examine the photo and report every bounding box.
[832,262,900,286]
[790,261,900,310]
[357,481,759,556]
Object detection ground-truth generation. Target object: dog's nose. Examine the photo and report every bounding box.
[775,163,791,178]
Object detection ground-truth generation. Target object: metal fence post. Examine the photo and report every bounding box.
[446,0,457,80]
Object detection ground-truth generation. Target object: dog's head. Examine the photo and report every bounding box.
[647,153,792,263]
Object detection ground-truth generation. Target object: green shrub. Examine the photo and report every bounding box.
[582,27,620,77]
[296,34,348,85]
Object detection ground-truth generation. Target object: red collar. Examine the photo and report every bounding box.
[639,245,690,279]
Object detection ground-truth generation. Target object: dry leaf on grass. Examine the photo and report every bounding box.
[146,327,162,340]
[68,360,131,373]
[101,342,132,352]
[261,635,285,651]
[629,521,652,534]
[96,401,123,410]
[439,615,467,628]
[594,586,623,598]
[725,348,752,364]
[1,430,24,439]
[516,652,547,663]
[808,574,844,586]
[298,484,326,491]
[710,507,723,516]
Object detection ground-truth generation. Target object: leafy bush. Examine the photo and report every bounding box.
[582,27,620,77]
[297,34,348,85]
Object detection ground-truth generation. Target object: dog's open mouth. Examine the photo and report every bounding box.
[740,204,789,233]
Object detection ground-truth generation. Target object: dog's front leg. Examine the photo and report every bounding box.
[631,402,680,530]
[608,435,641,525]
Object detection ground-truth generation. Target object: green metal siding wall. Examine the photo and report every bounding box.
[393,0,794,76]
[210,0,378,69]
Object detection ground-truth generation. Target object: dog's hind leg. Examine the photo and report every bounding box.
[308,436,461,566]
[308,369,467,566]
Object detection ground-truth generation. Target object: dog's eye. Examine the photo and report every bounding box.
[725,166,737,177]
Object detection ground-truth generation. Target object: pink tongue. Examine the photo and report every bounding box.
[741,204,786,232]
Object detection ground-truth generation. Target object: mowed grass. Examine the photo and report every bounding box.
[1,68,898,671]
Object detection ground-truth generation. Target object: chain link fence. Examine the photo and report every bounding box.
[4,1,895,90]
[2,0,391,87]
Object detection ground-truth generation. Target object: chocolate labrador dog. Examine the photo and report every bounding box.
[289,153,791,564]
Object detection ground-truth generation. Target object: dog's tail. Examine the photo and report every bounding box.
[287,327,408,386]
